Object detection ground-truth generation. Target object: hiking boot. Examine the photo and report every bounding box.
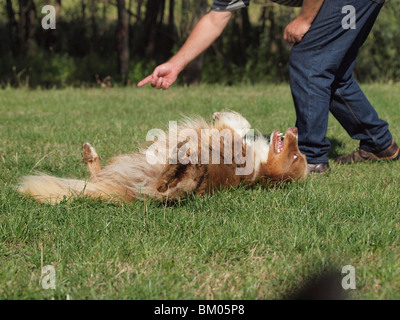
[307,163,331,174]
[335,140,400,164]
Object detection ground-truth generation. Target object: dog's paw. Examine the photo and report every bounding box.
[212,112,221,121]
[82,142,99,164]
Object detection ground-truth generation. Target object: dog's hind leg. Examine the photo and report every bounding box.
[156,163,208,197]
[156,163,185,193]
[82,142,101,178]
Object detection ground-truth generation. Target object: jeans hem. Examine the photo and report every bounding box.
[306,159,330,165]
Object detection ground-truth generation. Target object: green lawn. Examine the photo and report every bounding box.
[1,84,399,299]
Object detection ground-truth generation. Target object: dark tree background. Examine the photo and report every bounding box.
[0,0,399,88]
[116,0,129,85]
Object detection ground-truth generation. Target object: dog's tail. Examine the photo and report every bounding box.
[17,174,103,204]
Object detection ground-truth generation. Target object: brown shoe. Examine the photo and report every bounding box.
[335,140,400,164]
[307,163,331,174]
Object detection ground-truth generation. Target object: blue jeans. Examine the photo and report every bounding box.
[289,0,392,164]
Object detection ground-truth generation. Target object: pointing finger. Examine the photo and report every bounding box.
[137,75,153,87]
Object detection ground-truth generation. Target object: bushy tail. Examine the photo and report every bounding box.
[17,174,99,204]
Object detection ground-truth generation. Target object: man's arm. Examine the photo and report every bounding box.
[137,10,232,90]
[283,0,324,44]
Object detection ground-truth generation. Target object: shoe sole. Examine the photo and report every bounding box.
[336,147,400,164]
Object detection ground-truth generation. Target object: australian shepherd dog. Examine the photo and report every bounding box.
[18,111,308,204]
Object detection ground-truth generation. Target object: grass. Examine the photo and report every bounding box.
[0,84,400,300]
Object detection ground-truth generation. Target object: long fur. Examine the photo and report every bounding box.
[18,111,308,204]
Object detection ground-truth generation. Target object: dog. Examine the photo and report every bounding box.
[17,111,308,204]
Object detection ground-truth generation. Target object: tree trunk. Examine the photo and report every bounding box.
[268,7,278,55]
[128,0,133,25]
[90,0,97,39]
[180,0,190,40]
[136,0,144,23]
[5,0,18,55]
[158,0,165,30]
[240,7,251,50]
[18,0,36,54]
[168,0,174,31]
[43,0,61,51]
[81,0,87,40]
[116,0,130,85]
[164,0,176,56]
[89,0,97,52]
[143,0,165,57]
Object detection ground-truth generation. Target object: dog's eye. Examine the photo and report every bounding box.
[293,154,298,160]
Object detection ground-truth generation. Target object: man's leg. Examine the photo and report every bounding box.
[330,0,394,157]
[289,0,392,167]
[330,70,393,155]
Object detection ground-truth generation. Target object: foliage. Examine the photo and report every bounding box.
[357,3,400,82]
[0,1,399,87]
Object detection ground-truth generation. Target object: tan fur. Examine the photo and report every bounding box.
[17,111,308,204]
[82,142,101,178]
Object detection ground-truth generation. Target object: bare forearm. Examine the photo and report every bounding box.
[169,10,232,73]
[137,10,232,89]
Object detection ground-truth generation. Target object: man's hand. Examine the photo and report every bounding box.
[283,16,312,44]
[283,0,324,44]
[137,10,232,90]
[137,62,181,90]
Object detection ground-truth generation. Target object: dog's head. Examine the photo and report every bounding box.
[260,127,308,182]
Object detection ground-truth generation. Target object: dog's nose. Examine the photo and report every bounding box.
[287,127,298,135]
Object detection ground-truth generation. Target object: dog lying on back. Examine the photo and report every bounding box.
[18,111,308,204]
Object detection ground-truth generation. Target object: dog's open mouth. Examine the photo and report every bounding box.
[273,131,284,154]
